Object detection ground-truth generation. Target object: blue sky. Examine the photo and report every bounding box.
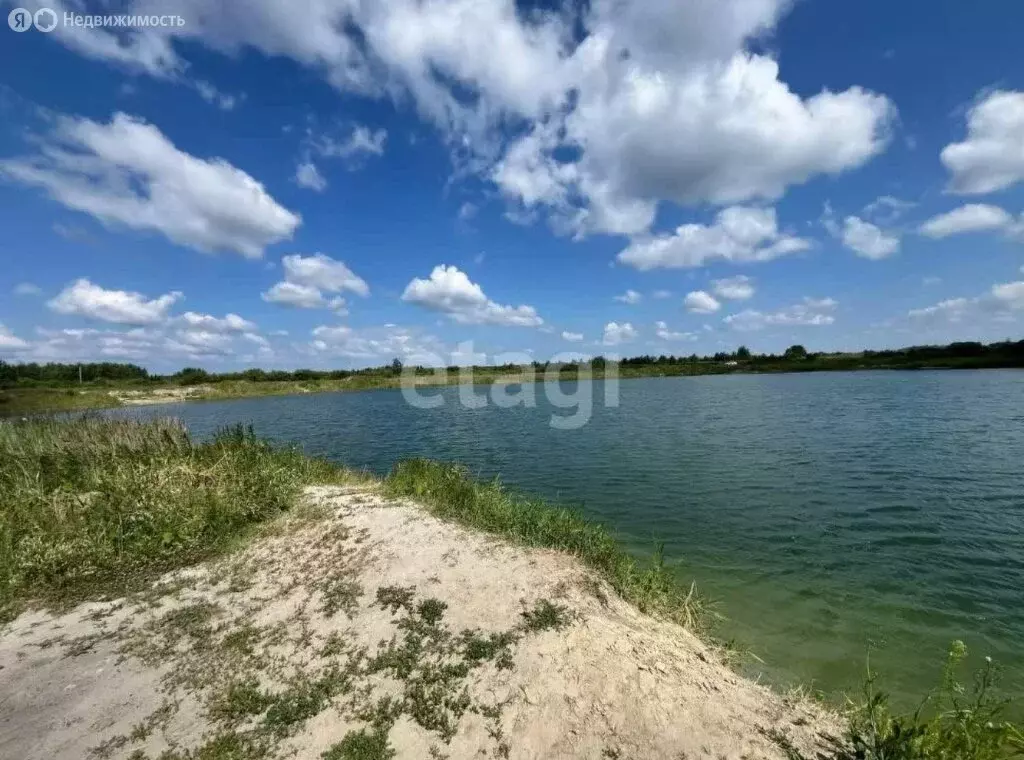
[1,0,1023,371]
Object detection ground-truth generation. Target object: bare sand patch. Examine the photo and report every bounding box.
[0,485,840,759]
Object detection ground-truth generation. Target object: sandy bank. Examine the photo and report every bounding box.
[0,485,840,759]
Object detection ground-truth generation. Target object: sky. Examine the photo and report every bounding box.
[0,0,1023,372]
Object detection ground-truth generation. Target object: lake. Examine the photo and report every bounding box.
[107,370,1024,705]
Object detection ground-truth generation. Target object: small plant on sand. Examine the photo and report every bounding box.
[520,598,571,632]
[322,727,395,760]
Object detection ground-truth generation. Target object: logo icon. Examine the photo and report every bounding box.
[8,7,32,31]
[34,7,57,32]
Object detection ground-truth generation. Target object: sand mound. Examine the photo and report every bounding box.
[0,486,840,759]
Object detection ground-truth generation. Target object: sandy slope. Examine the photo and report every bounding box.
[0,486,841,759]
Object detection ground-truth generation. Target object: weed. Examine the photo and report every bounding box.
[208,679,273,724]
[321,727,395,760]
[261,666,354,738]
[520,599,571,632]
[375,585,415,614]
[319,576,362,618]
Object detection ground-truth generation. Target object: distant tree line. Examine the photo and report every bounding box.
[0,361,149,387]
[3,338,1023,388]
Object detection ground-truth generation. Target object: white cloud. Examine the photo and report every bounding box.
[401,265,543,327]
[178,312,256,332]
[862,195,915,224]
[561,331,584,342]
[617,207,810,270]
[907,281,1024,326]
[602,321,637,346]
[0,324,30,352]
[37,1,893,240]
[281,253,369,296]
[684,290,722,314]
[48,278,182,325]
[654,321,697,341]
[263,254,368,311]
[724,297,837,331]
[0,112,300,258]
[14,283,42,296]
[194,80,242,110]
[918,204,1021,239]
[310,324,446,365]
[314,125,387,160]
[294,161,327,192]
[613,289,642,304]
[907,297,973,323]
[261,282,347,313]
[841,216,900,259]
[711,275,755,300]
[941,90,1024,195]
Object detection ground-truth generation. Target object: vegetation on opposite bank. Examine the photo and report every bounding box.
[0,417,1022,758]
[2,336,1023,415]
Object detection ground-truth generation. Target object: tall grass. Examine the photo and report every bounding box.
[0,416,346,617]
[383,458,708,631]
[840,641,1024,760]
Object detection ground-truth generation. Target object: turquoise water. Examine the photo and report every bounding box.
[108,371,1024,705]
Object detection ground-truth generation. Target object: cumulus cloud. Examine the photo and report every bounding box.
[263,254,368,311]
[684,290,722,314]
[654,321,697,341]
[294,161,327,192]
[711,275,755,300]
[724,297,837,331]
[617,207,810,270]
[841,215,900,259]
[918,204,1022,239]
[310,324,446,365]
[0,113,300,258]
[178,312,256,332]
[33,0,894,239]
[941,90,1024,195]
[561,331,584,342]
[602,321,637,346]
[48,278,182,325]
[909,280,1024,323]
[401,265,543,327]
[613,289,642,304]
[0,324,30,352]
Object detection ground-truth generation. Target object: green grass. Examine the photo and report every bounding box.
[0,416,350,619]
[383,459,708,631]
[838,641,1024,760]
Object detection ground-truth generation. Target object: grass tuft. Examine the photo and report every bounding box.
[383,459,708,631]
[0,416,351,618]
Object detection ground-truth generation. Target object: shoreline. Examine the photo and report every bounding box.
[4,362,1024,416]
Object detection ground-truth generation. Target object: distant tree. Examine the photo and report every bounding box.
[784,344,808,360]
[390,357,404,375]
[175,367,210,386]
[736,345,751,360]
